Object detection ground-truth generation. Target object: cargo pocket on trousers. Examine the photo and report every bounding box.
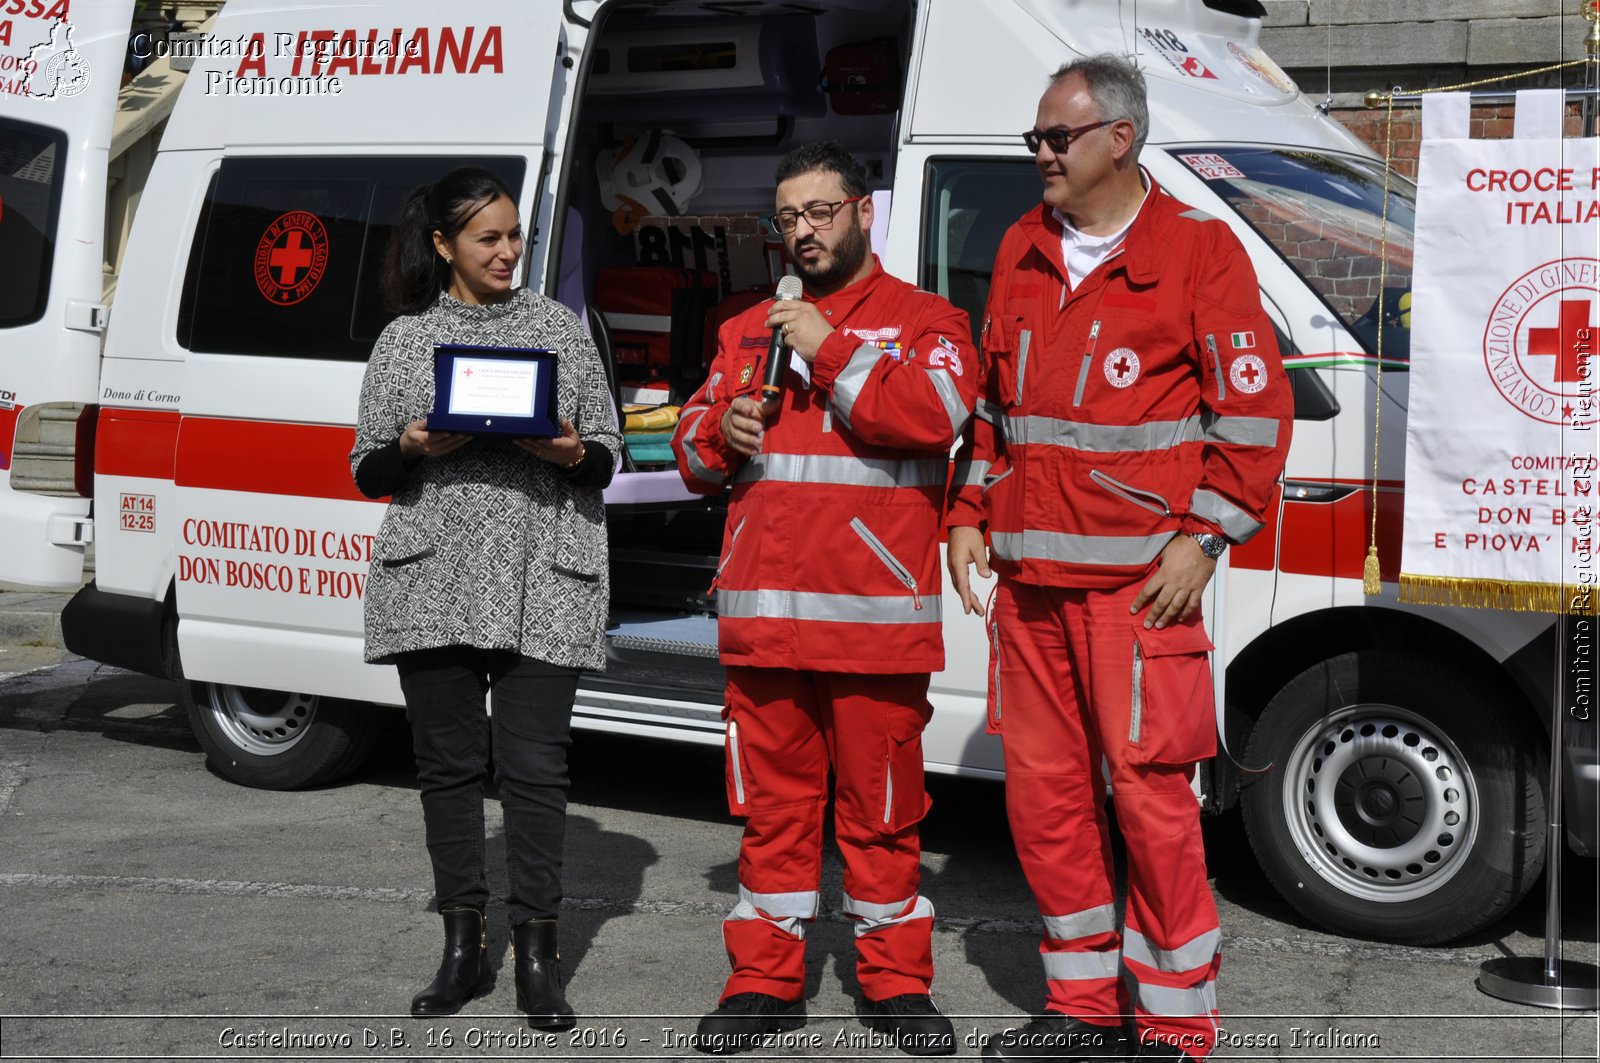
[882,713,933,832]
[1127,620,1217,767]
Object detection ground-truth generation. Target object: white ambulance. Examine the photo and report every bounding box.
[3,0,1589,946]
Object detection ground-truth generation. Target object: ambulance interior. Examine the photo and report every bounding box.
[555,0,918,696]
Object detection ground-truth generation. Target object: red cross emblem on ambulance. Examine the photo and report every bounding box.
[254,210,330,306]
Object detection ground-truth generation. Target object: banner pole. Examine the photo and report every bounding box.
[1477,611,1599,1009]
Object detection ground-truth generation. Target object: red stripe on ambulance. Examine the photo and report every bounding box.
[175,416,366,502]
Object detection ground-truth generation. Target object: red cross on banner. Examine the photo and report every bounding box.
[1525,298,1595,384]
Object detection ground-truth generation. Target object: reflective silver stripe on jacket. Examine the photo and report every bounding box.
[728,883,820,938]
[841,891,933,936]
[1121,927,1221,974]
[975,398,1005,425]
[991,529,1171,568]
[1132,979,1218,1018]
[733,452,946,489]
[1006,414,1203,453]
[717,588,943,625]
[925,364,970,441]
[1042,904,1118,943]
[828,342,883,431]
[951,460,991,489]
[679,407,726,486]
[1042,949,1122,982]
[1190,488,1262,542]
[1200,413,1280,448]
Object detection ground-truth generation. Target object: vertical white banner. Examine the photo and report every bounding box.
[1400,93,1600,614]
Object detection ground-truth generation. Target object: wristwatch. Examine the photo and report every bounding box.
[1189,532,1228,559]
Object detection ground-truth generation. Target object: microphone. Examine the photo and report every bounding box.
[762,275,804,401]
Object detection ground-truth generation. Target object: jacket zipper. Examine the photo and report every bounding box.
[850,517,922,610]
[883,750,894,824]
[1205,333,1226,402]
[709,517,747,593]
[1129,642,1144,745]
[728,720,747,805]
[1015,329,1032,406]
[1072,320,1102,407]
[1089,469,1173,517]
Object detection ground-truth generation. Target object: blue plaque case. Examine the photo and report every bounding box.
[429,344,559,436]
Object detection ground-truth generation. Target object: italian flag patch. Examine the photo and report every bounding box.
[1231,330,1255,350]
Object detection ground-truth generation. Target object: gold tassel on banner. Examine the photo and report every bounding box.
[1361,94,1396,597]
[1362,545,1382,596]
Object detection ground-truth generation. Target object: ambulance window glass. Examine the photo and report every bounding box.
[0,119,67,328]
[177,156,526,360]
[1177,148,1415,365]
[919,158,1043,349]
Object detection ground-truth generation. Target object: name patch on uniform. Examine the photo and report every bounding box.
[844,325,902,342]
[739,334,767,348]
[1229,354,1268,394]
[1104,348,1140,388]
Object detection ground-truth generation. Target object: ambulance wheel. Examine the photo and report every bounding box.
[1240,650,1546,944]
[185,682,379,790]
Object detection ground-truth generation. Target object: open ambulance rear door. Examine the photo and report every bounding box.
[0,0,133,589]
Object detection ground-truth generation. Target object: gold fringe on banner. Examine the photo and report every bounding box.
[1398,575,1600,615]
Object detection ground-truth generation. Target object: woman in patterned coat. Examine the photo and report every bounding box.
[349,167,620,1028]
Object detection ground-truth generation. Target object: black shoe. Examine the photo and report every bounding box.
[409,906,495,1017]
[512,919,575,1031]
[1131,1035,1191,1058]
[981,1014,1132,1061]
[860,994,956,1056]
[693,992,806,1055]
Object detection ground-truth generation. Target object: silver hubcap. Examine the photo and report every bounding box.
[202,684,318,757]
[1280,703,1477,902]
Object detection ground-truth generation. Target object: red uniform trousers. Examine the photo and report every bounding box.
[992,576,1222,1059]
[720,666,936,1004]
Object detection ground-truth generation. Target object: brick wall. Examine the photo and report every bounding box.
[1258,0,1597,177]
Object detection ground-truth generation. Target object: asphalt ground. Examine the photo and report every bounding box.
[0,588,1596,1062]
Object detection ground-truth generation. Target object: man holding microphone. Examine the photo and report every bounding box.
[674,141,975,1056]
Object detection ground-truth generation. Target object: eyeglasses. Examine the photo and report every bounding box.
[1022,119,1114,154]
[767,196,867,235]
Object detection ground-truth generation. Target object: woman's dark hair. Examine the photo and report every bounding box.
[383,166,518,314]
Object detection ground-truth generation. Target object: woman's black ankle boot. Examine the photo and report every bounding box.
[512,918,575,1030]
[410,906,495,1017]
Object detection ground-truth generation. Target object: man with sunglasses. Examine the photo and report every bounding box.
[946,56,1292,1061]
[674,141,976,1056]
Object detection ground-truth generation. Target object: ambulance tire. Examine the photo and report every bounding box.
[1240,650,1546,945]
[185,682,380,790]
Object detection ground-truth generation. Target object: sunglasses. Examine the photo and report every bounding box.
[1022,119,1115,154]
[766,196,867,236]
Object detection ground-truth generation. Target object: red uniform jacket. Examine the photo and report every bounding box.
[674,258,974,672]
[947,182,1293,589]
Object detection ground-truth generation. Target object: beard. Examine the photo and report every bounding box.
[790,212,869,293]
